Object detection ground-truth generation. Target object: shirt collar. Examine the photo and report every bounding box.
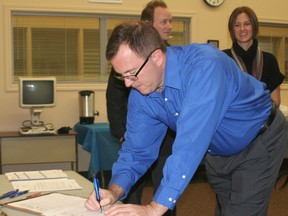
[164,47,182,90]
[149,46,182,98]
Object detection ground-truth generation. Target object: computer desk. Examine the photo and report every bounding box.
[0,131,78,174]
[0,171,94,216]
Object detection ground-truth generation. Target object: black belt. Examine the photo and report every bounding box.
[257,103,277,137]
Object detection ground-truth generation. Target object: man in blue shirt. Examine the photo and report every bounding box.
[85,21,288,216]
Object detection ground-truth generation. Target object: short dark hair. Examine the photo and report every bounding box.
[106,21,166,61]
[228,6,259,42]
[140,0,168,22]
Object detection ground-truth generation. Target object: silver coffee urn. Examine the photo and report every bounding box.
[79,90,99,124]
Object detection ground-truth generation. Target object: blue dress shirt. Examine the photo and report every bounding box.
[109,44,272,209]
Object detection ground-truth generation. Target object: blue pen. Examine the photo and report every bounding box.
[9,190,29,198]
[93,177,103,212]
[0,189,19,200]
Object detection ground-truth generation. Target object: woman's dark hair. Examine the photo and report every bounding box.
[228,6,259,42]
[106,21,166,61]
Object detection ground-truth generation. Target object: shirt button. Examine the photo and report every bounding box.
[208,149,211,153]
[164,98,168,102]
[175,112,179,116]
[173,200,177,203]
[182,175,186,179]
[168,197,173,202]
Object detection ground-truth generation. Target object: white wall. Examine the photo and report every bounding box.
[0,0,288,132]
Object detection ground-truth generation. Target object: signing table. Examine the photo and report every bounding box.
[0,171,94,216]
[74,123,120,180]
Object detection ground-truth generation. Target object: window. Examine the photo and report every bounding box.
[258,23,288,82]
[11,12,190,84]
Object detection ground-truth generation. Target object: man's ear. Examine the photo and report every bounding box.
[151,49,164,66]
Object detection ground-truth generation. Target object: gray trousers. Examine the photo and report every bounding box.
[205,109,288,216]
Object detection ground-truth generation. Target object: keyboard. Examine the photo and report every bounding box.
[19,127,57,135]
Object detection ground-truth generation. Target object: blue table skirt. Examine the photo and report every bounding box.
[74,123,120,178]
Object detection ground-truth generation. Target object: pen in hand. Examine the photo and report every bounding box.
[93,177,103,213]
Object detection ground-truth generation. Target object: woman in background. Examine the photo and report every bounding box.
[223,6,284,107]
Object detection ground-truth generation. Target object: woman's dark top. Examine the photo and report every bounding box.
[223,39,284,92]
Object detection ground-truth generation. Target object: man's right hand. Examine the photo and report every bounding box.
[85,184,124,211]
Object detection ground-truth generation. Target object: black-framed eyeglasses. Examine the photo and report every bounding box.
[114,48,159,81]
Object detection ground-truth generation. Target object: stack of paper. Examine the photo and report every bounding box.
[6,193,103,216]
[5,170,82,192]
[5,170,68,181]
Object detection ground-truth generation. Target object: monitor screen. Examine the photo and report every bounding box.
[19,77,56,108]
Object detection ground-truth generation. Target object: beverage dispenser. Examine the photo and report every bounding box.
[79,90,99,124]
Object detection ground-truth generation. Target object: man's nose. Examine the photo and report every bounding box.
[167,21,172,30]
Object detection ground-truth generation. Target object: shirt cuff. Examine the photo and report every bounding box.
[109,174,134,200]
[153,184,181,210]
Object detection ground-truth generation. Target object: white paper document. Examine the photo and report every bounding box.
[7,193,103,216]
[5,170,68,181]
[11,178,82,192]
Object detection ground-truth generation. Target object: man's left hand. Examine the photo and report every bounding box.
[104,201,168,216]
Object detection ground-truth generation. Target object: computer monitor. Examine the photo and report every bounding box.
[19,77,56,126]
